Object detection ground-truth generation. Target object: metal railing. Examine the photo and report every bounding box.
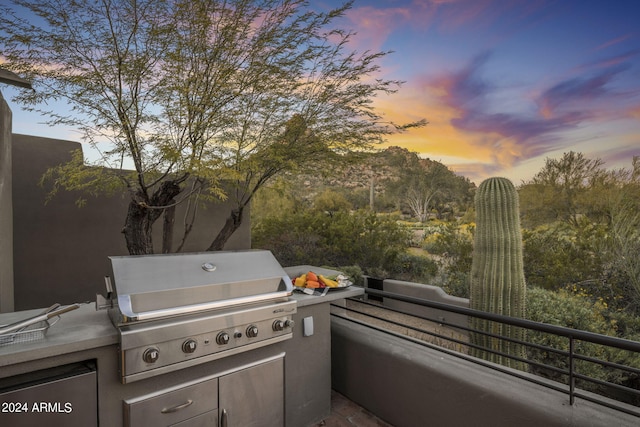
[331,287,640,418]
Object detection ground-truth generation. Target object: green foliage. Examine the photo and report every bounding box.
[422,221,474,298]
[388,252,439,283]
[39,149,123,207]
[602,185,640,313]
[252,209,411,277]
[519,151,606,228]
[527,288,640,401]
[470,177,527,370]
[522,223,605,291]
[2,0,424,253]
[312,189,352,215]
[382,148,475,220]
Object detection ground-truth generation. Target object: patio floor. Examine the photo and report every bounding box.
[310,390,393,427]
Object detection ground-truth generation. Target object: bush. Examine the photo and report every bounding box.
[384,252,438,283]
[423,222,474,298]
[526,287,640,402]
[252,209,411,277]
[522,223,604,291]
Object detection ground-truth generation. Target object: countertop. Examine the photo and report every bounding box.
[0,284,363,369]
[283,265,364,307]
[0,303,117,368]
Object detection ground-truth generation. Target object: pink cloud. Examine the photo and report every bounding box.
[342,5,413,51]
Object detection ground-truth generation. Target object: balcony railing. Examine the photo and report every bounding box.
[331,286,640,419]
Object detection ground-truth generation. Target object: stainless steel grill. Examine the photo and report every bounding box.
[106,250,296,384]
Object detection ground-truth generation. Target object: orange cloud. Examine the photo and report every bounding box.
[370,68,544,183]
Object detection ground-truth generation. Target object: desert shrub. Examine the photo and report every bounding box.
[522,224,604,291]
[252,209,411,276]
[526,287,640,402]
[423,222,474,298]
[384,252,438,283]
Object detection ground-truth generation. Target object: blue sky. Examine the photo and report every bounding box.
[319,0,640,183]
[3,0,640,184]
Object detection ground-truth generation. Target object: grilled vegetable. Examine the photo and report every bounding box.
[319,275,339,288]
[306,271,318,282]
[294,274,307,287]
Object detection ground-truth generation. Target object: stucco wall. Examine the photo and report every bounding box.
[331,316,639,427]
[11,134,250,310]
[381,278,470,329]
[0,92,13,313]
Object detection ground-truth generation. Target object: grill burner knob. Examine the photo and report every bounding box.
[285,319,295,328]
[216,332,230,345]
[182,339,198,353]
[273,320,285,331]
[142,347,160,364]
[246,325,259,338]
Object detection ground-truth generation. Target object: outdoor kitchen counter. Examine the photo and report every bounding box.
[284,265,364,308]
[0,303,117,368]
[0,283,362,426]
[0,287,363,369]
[292,286,364,307]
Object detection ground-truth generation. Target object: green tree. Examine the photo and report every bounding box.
[601,159,640,312]
[313,189,352,216]
[424,221,474,298]
[382,148,474,220]
[253,208,410,276]
[520,154,640,314]
[1,0,423,254]
[522,223,605,291]
[519,151,605,228]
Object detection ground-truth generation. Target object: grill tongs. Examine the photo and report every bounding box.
[0,303,80,335]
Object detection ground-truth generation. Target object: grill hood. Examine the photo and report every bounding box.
[108,250,293,323]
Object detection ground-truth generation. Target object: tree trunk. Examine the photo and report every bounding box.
[207,206,244,251]
[123,197,154,255]
[122,181,183,255]
[162,205,175,253]
[369,177,375,210]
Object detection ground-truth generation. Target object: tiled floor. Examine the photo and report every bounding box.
[310,390,394,427]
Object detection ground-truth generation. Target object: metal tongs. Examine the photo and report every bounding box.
[0,303,80,335]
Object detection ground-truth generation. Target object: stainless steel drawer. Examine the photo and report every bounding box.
[0,362,97,427]
[171,410,218,427]
[124,377,218,427]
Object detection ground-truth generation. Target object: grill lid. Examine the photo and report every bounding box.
[108,250,293,322]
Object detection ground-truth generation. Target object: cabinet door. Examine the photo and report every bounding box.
[219,357,283,427]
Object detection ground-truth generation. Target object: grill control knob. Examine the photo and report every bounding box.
[285,319,295,328]
[246,325,259,338]
[142,347,160,364]
[272,320,285,331]
[216,332,230,345]
[182,339,197,353]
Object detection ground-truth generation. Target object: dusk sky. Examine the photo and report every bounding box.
[320,0,640,183]
[3,0,640,185]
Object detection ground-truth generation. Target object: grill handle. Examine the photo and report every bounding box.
[221,408,228,427]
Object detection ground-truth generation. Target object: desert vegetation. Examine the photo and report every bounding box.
[253,149,640,339]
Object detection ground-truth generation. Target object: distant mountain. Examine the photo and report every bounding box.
[289,146,475,214]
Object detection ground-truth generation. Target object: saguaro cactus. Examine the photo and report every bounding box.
[470,177,527,370]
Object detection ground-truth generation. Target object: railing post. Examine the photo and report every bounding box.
[569,336,575,405]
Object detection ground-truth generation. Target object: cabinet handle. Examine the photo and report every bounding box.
[221,408,228,427]
[161,399,193,414]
